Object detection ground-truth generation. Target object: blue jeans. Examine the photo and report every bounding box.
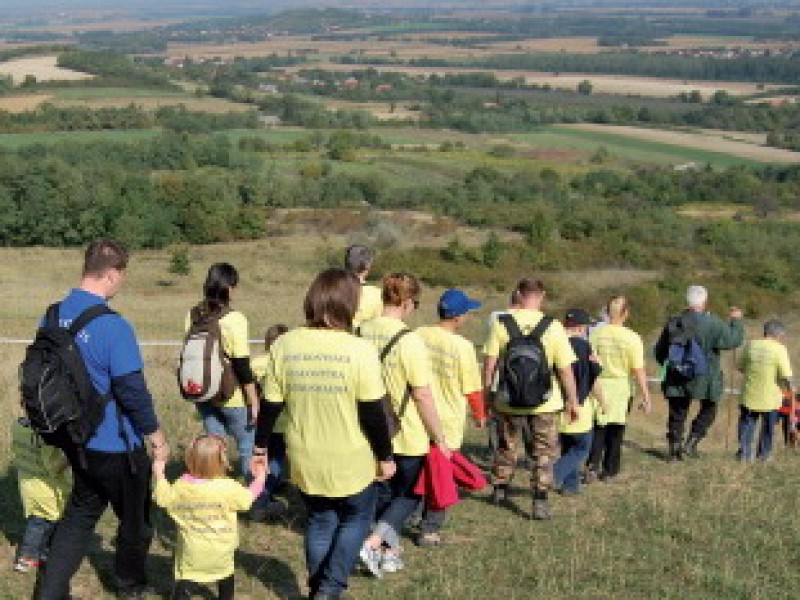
[302,484,377,596]
[738,407,778,461]
[196,404,254,479]
[554,431,593,493]
[373,454,424,549]
[253,433,288,509]
[17,516,57,562]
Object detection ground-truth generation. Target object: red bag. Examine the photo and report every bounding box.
[413,445,459,511]
[451,451,487,492]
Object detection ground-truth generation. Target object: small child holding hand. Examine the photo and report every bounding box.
[153,434,267,600]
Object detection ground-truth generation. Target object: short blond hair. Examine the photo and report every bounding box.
[607,295,629,321]
[185,434,229,479]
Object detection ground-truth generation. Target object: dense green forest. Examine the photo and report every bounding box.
[0,129,798,318]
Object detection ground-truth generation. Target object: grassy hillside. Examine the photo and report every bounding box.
[1,235,800,599]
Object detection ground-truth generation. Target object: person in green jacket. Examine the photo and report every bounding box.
[654,285,744,461]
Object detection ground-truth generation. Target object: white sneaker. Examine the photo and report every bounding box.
[381,551,404,574]
[359,544,383,578]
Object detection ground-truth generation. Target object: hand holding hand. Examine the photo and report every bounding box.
[377,460,396,481]
[250,453,268,478]
[251,459,269,480]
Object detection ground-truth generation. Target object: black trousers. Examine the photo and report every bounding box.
[588,423,625,477]
[172,575,234,600]
[35,446,153,600]
[666,397,718,444]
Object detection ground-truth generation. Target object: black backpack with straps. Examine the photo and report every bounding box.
[20,303,114,452]
[496,314,553,410]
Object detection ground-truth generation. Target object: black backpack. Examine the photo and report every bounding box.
[19,303,114,453]
[497,314,553,409]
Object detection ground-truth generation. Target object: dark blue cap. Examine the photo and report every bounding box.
[438,289,482,319]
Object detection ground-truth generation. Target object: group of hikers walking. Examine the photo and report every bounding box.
[11,238,795,599]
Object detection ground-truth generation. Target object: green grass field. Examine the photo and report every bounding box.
[514,128,762,168]
[1,234,800,599]
[0,129,161,149]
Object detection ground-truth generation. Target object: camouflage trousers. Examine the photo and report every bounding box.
[491,412,559,493]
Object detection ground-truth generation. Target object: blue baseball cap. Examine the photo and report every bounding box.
[438,289,482,319]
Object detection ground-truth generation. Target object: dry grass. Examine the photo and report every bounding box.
[319,98,418,120]
[0,94,53,113]
[560,124,800,163]
[0,56,93,85]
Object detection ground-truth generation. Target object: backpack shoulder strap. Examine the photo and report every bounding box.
[44,303,60,328]
[499,314,523,340]
[67,304,116,337]
[380,328,411,363]
[528,315,553,342]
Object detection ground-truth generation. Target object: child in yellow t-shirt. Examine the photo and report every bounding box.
[153,434,267,599]
[11,417,71,573]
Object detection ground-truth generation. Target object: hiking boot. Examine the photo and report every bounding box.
[667,441,684,462]
[358,544,383,578]
[491,484,509,505]
[531,499,553,521]
[380,550,404,574]
[683,435,701,459]
[582,469,599,484]
[415,531,442,548]
[13,557,40,573]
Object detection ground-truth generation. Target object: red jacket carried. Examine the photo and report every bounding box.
[414,446,487,511]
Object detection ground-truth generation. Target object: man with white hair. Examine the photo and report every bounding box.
[655,285,744,461]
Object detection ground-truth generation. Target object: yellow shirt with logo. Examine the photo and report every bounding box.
[154,476,253,583]
[354,284,383,329]
[590,324,644,425]
[483,309,577,415]
[264,327,386,497]
[184,309,251,408]
[417,325,482,449]
[11,420,71,522]
[359,316,433,456]
[739,338,792,412]
[252,354,287,434]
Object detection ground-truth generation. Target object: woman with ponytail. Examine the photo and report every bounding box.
[187,263,260,479]
[586,295,650,482]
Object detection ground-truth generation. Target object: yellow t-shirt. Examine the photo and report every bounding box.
[184,309,251,408]
[154,476,253,583]
[264,327,386,497]
[417,325,482,449]
[354,284,383,329]
[590,325,644,425]
[12,420,71,522]
[252,354,287,434]
[739,339,793,412]
[359,316,433,456]
[482,309,577,415]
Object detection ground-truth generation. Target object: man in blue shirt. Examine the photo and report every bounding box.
[35,239,170,600]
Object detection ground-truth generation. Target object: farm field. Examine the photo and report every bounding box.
[1,241,800,599]
[164,33,800,62]
[0,55,93,84]
[557,124,800,164]
[281,63,782,99]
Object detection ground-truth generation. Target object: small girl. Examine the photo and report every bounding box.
[11,417,71,573]
[153,434,267,599]
[250,324,290,520]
